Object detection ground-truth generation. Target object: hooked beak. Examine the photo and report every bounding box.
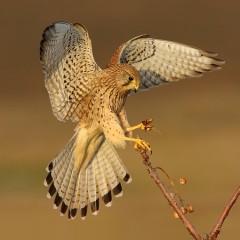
[133,80,139,93]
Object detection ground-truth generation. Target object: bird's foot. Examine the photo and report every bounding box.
[141,118,153,131]
[125,137,152,153]
[132,137,152,153]
[126,118,153,132]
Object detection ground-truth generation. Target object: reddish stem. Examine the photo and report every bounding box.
[209,186,240,240]
[139,149,202,240]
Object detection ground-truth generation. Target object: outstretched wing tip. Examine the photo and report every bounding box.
[212,58,226,66]
[40,22,65,62]
[201,49,225,65]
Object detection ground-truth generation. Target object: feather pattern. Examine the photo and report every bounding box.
[68,172,81,218]
[102,150,122,197]
[44,137,131,219]
[41,21,225,220]
[87,161,99,215]
[94,155,111,205]
[108,35,225,89]
[40,22,101,122]
[102,140,132,183]
[79,171,88,219]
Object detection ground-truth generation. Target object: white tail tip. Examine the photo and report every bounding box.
[115,192,123,198]
[43,179,48,187]
[92,211,98,216]
[105,202,112,207]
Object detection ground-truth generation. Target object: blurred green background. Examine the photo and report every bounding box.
[0,0,239,239]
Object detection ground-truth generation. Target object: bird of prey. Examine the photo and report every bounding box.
[40,22,224,220]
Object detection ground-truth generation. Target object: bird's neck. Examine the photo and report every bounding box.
[108,88,128,114]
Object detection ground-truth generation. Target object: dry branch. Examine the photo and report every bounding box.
[138,148,239,240]
[209,186,240,240]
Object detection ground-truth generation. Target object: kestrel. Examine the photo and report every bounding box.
[40,22,224,220]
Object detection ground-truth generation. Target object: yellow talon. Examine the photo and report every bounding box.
[126,118,153,133]
[132,138,152,153]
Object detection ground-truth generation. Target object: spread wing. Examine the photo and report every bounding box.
[40,22,101,122]
[108,35,225,90]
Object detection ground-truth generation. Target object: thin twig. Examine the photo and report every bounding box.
[139,148,202,240]
[209,186,240,240]
[139,147,240,239]
[137,117,239,239]
[154,166,185,207]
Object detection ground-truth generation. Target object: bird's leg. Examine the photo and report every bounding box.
[124,136,152,153]
[126,118,153,133]
[124,118,153,153]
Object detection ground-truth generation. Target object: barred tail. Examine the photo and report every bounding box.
[44,135,132,220]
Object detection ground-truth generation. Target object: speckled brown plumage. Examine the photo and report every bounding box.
[40,22,224,220]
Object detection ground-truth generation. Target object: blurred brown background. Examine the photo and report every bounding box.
[0,0,239,239]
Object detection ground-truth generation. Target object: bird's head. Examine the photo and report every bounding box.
[111,64,141,93]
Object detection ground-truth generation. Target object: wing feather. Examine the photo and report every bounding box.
[108,36,225,90]
[40,22,101,121]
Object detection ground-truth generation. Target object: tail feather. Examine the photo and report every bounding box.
[102,152,122,198]
[60,201,68,215]
[44,136,76,212]
[94,155,111,206]
[68,173,81,218]
[44,135,76,188]
[103,142,132,183]
[79,171,88,219]
[53,193,62,208]
[56,145,76,201]
[87,162,99,215]
[61,168,77,206]
[53,158,74,202]
[46,134,76,173]
[44,133,132,220]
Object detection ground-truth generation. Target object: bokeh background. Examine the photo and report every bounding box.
[1,0,239,239]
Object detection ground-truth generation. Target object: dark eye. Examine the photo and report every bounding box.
[128,76,133,81]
